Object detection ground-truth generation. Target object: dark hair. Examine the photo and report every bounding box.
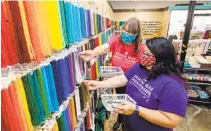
[122,17,141,54]
[168,35,178,43]
[145,37,181,79]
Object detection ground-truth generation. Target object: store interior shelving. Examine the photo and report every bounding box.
[183,67,211,108]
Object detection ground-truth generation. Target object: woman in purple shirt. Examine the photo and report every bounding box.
[84,37,188,131]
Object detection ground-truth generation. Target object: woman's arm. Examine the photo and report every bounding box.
[84,74,128,90]
[80,43,110,61]
[138,106,184,128]
[114,102,184,129]
[93,43,110,56]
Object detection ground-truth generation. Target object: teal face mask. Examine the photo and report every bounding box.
[121,31,137,44]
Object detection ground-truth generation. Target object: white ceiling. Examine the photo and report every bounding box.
[108,0,205,10]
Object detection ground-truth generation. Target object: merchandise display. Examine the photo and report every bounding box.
[1,0,117,131]
[186,88,199,99]
[173,38,211,107]
[203,30,211,39]
[1,1,114,68]
[115,20,126,26]
[183,61,211,107]
[1,34,114,131]
[184,55,211,68]
[183,73,211,82]
[173,39,210,58]
[180,43,211,107]
[186,84,210,100]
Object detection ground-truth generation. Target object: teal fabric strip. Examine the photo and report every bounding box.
[169,5,211,10]
[58,1,69,47]
[45,64,59,111]
[64,1,73,44]
[41,67,53,112]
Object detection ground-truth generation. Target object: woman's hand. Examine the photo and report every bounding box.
[113,101,136,115]
[83,80,100,90]
[80,50,95,61]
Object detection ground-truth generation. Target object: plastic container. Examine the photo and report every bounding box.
[100,66,123,78]
[101,94,136,111]
[186,89,199,99]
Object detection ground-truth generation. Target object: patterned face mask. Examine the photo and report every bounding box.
[140,54,156,67]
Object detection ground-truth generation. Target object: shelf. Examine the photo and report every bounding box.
[35,89,77,131]
[1,27,116,88]
[186,81,211,86]
[184,67,211,71]
[189,99,211,104]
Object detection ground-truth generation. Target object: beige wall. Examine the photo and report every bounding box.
[113,11,164,21]
[75,0,171,38]
[162,10,171,36]
[76,0,113,19]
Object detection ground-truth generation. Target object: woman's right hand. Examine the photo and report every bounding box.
[80,50,95,61]
[83,80,100,90]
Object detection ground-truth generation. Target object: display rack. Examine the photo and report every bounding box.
[1,25,116,89]
[184,68,211,108]
[189,99,211,104]
[184,67,211,72]
[1,25,116,131]
[35,88,77,131]
[172,1,211,108]
[34,32,114,130]
[35,87,94,131]
[186,81,211,86]
[1,1,120,130]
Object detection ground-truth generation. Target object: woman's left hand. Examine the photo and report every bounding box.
[113,101,136,115]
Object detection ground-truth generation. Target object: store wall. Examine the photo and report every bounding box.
[162,10,171,37]
[168,10,211,38]
[113,11,164,21]
[76,0,113,19]
[113,11,170,39]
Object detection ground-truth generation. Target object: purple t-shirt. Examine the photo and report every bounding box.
[124,64,188,131]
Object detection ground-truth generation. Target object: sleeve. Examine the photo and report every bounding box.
[158,81,188,117]
[108,35,119,53]
[124,64,140,80]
